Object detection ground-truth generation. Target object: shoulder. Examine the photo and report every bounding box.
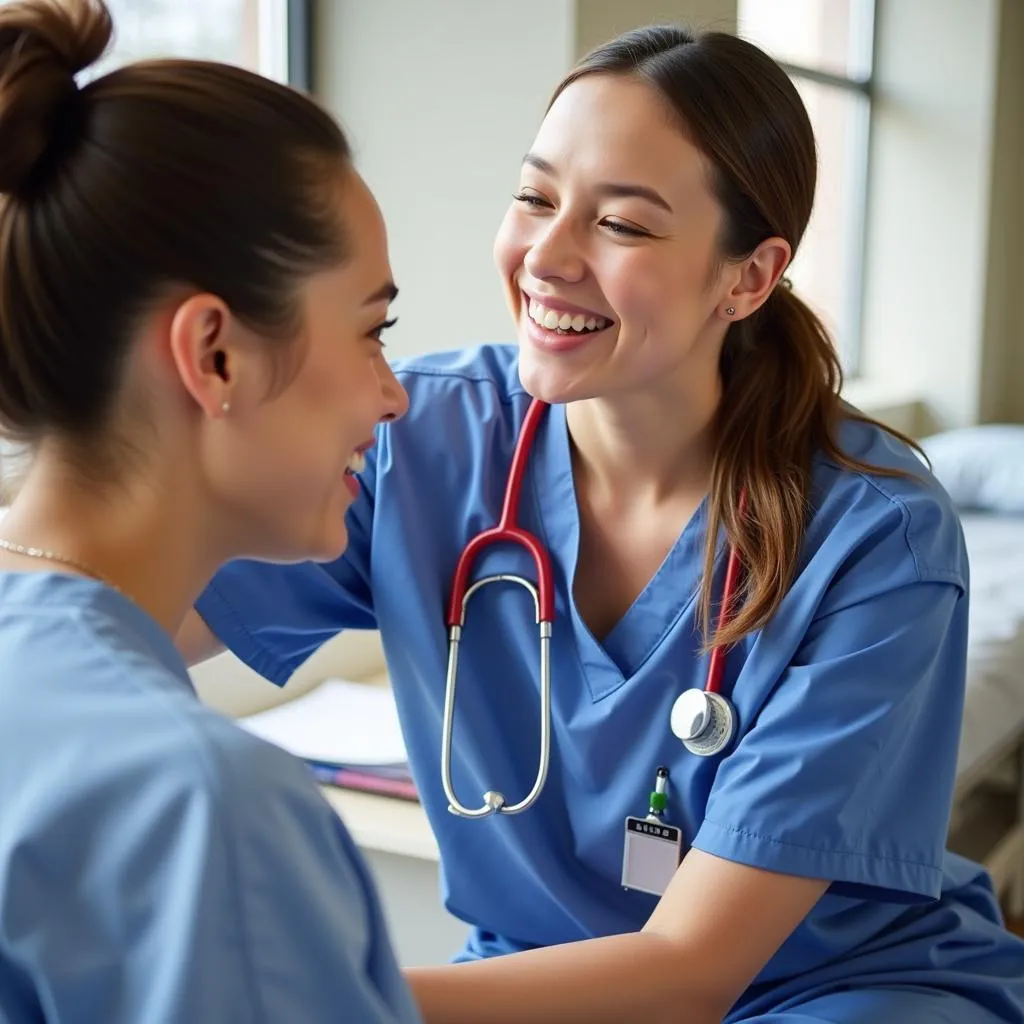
[390,342,524,400]
[387,343,530,434]
[0,614,337,856]
[805,414,967,593]
[375,343,533,474]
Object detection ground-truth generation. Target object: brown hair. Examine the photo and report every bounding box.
[0,0,351,457]
[554,26,921,650]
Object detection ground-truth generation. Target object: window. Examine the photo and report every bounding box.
[82,0,310,89]
[737,0,876,373]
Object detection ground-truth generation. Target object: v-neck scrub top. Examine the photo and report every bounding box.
[198,344,1024,1022]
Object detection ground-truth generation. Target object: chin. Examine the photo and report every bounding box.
[307,522,350,564]
[257,522,349,566]
[517,345,600,406]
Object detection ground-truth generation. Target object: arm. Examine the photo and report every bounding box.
[145,735,421,1023]
[407,852,826,1024]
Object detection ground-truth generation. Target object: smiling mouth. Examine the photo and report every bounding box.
[526,296,612,335]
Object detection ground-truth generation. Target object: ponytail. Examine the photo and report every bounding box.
[699,283,923,650]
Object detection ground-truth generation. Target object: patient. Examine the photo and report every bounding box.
[0,0,420,1020]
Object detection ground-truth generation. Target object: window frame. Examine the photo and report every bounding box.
[740,0,877,375]
[264,0,314,91]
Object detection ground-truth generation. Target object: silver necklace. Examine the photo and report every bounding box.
[0,538,126,597]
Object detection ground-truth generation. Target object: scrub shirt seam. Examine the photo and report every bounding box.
[200,580,297,687]
[700,816,941,871]
[197,739,272,1024]
[839,471,965,587]
[65,612,271,1024]
[393,364,530,402]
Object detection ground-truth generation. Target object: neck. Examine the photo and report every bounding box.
[0,446,220,637]
[566,366,722,507]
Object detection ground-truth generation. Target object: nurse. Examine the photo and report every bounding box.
[0,0,420,1021]
[185,24,1024,1024]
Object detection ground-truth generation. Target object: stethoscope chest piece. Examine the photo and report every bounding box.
[670,688,736,757]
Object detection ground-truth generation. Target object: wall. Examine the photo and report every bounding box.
[858,0,1007,433]
[979,0,1024,424]
[574,0,736,58]
[313,0,576,362]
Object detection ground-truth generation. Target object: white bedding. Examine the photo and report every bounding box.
[957,513,1024,781]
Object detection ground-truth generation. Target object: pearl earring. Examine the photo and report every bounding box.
[221,401,231,414]
[725,306,736,316]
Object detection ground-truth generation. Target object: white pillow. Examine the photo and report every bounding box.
[920,425,1024,513]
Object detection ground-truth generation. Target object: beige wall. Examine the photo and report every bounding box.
[574,0,736,58]
[314,0,576,362]
[979,0,1024,423]
[858,0,1002,433]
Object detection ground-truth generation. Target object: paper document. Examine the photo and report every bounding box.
[239,679,407,769]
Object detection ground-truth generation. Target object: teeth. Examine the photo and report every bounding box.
[528,300,609,334]
[347,450,366,474]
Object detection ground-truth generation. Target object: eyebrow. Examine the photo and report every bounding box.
[363,281,398,306]
[522,152,674,215]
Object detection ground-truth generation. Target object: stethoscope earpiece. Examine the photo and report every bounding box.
[670,688,736,757]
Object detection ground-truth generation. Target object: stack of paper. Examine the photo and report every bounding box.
[239,680,416,801]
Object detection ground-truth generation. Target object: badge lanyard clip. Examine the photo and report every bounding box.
[621,767,683,897]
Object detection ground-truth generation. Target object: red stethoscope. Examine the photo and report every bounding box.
[440,398,743,819]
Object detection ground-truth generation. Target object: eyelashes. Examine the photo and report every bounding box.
[513,192,651,239]
[369,317,398,343]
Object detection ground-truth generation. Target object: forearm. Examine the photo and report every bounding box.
[405,931,727,1024]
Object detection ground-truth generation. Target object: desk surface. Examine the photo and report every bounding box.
[319,786,440,862]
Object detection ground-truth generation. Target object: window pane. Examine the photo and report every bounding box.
[787,79,870,370]
[737,0,874,80]
[81,0,271,81]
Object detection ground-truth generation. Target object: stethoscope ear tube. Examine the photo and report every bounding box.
[441,574,553,818]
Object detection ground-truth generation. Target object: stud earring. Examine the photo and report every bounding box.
[725,306,736,316]
[221,401,231,414]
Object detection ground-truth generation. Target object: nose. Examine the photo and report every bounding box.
[523,215,586,285]
[375,357,409,423]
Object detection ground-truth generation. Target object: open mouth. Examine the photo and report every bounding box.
[525,295,612,336]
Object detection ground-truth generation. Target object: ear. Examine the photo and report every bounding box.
[167,293,236,418]
[719,237,792,321]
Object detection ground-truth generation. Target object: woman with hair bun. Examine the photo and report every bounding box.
[0,1,421,1020]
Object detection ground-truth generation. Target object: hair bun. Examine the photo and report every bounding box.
[0,0,112,195]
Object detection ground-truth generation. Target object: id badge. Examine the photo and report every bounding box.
[621,816,683,897]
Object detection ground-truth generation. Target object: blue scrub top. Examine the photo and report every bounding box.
[0,571,421,1024]
[199,344,1024,1019]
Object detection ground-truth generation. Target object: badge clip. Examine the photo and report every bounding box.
[621,766,683,897]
